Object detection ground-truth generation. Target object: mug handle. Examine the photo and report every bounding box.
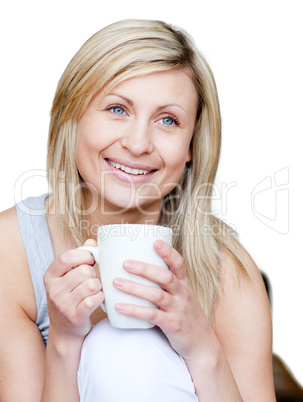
[78,246,107,313]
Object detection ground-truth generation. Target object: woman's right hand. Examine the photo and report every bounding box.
[43,239,104,341]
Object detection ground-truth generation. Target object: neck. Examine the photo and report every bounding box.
[81,196,163,241]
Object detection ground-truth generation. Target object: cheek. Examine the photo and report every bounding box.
[76,117,99,150]
[75,119,100,180]
[161,154,188,193]
[165,141,191,168]
[77,118,121,159]
[75,132,89,173]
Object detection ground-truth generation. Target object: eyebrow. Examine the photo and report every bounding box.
[106,93,133,105]
[106,92,187,114]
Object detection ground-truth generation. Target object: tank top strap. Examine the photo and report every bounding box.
[15,193,54,343]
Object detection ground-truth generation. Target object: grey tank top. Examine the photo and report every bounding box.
[15,193,54,343]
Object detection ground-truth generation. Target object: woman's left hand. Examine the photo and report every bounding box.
[113,239,210,360]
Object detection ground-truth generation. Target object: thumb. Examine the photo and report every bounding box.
[83,238,97,247]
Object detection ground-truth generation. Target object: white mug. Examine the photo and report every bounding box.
[79,224,172,329]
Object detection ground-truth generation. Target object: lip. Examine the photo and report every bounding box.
[104,158,158,184]
[106,157,157,172]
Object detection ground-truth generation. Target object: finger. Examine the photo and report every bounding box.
[113,277,171,309]
[123,260,178,293]
[153,240,187,281]
[115,302,188,341]
[64,264,98,291]
[114,303,177,334]
[115,302,163,325]
[83,238,97,247]
[76,291,105,319]
[46,264,99,305]
[71,277,103,308]
[77,238,98,265]
[48,248,95,277]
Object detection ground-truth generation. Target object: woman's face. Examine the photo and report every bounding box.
[76,69,198,217]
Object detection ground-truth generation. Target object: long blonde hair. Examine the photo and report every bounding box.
[47,19,248,319]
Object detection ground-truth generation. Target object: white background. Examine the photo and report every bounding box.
[1,0,302,386]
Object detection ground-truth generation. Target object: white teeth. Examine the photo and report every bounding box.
[108,159,151,175]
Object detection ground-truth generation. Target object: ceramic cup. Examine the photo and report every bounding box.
[79,224,172,329]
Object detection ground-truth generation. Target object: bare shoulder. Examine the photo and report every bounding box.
[0,205,19,234]
[214,243,275,400]
[0,206,36,320]
[0,205,27,268]
[214,242,271,338]
[218,243,267,305]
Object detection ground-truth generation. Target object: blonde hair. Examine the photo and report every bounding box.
[47,19,248,319]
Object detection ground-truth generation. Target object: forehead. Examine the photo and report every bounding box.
[103,69,199,108]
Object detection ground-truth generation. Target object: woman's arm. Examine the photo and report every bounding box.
[41,243,104,402]
[178,248,275,401]
[112,240,276,401]
[0,208,46,400]
[0,209,103,401]
[0,305,47,401]
[213,249,275,401]
[41,321,85,401]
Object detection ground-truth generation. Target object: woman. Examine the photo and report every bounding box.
[0,19,275,401]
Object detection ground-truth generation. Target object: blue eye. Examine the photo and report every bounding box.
[162,117,174,126]
[160,116,180,126]
[112,106,125,115]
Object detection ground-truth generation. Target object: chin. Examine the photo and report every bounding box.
[100,196,162,218]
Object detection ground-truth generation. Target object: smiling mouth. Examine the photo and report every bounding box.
[107,159,155,175]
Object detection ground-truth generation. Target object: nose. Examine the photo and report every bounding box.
[120,121,154,156]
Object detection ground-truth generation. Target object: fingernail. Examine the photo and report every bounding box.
[115,303,125,312]
[124,260,135,271]
[113,278,124,288]
[155,240,163,249]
